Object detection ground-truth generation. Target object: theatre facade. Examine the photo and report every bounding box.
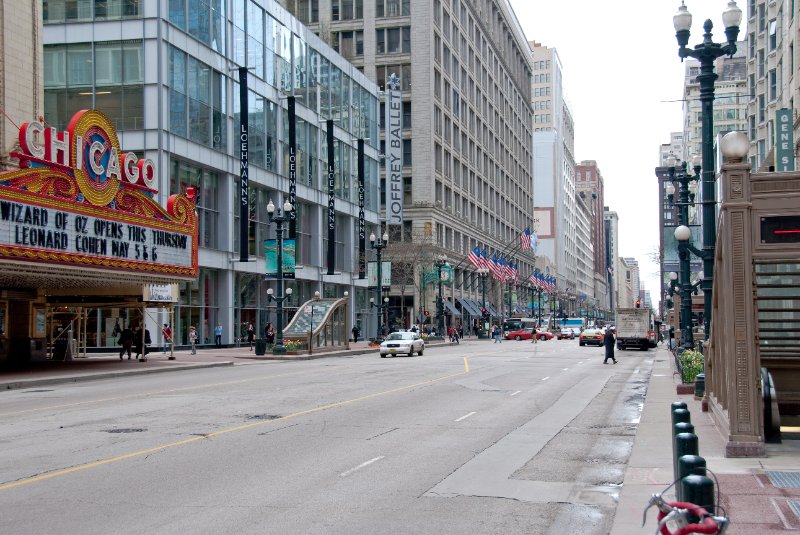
[0,109,198,363]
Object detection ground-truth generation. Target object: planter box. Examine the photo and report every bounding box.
[676,383,695,395]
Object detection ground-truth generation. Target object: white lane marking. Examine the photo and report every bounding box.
[455,411,477,422]
[510,390,521,396]
[634,367,641,374]
[562,368,569,371]
[340,456,385,477]
[542,376,550,381]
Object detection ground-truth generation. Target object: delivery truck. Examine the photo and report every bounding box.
[615,308,655,350]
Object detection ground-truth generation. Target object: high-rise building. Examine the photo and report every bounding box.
[574,192,593,316]
[575,160,608,318]
[530,42,575,294]
[603,207,619,312]
[746,1,792,171]
[0,1,42,170]
[658,132,685,167]
[619,257,640,309]
[41,0,382,346]
[286,0,536,324]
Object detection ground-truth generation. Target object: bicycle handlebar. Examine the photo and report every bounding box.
[643,494,728,535]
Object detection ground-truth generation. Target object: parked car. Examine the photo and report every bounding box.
[579,328,605,347]
[380,331,424,357]
[557,328,574,340]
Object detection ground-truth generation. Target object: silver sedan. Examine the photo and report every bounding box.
[379,332,425,357]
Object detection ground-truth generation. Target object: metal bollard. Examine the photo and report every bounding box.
[694,373,705,398]
[673,433,699,500]
[672,407,691,429]
[680,474,715,517]
[671,401,688,413]
[677,454,707,502]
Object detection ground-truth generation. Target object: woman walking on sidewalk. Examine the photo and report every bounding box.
[189,326,198,354]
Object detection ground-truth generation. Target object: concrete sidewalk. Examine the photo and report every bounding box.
[612,345,800,534]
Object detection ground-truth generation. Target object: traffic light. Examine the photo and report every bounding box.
[635,299,641,308]
[481,307,488,319]
[424,310,430,317]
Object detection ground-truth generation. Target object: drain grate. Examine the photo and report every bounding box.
[105,428,146,433]
[790,500,800,519]
[766,471,800,488]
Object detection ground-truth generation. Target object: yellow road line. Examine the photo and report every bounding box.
[0,361,470,492]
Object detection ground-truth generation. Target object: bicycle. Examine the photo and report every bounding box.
[642,493,728,535]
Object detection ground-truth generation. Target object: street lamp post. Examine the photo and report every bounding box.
[266,199,294,354]
[673,0,742,339]
[674,225,695,350]
[434,255,449,336]
[370,231,389,341]
[477,267,489,335]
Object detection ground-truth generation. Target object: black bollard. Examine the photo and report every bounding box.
[680,474,715,517]
[671,401,688,413]
[677,454,707,501]
[673,433,699,500]
[672,408,691,429]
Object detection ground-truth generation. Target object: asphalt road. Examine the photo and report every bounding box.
[0,338,653,535]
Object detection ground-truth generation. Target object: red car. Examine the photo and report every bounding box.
[506,327,552,341]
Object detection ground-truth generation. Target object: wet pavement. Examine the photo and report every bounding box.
[2,341,799,533]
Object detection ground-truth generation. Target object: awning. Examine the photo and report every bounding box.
[486,304,499,316]
[457,297,481,316]
[443,298,461,316]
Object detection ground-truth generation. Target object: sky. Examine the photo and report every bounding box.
[507,0,745,309]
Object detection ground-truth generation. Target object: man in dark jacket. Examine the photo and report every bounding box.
[603,328,617,364]
[119,325,134,360]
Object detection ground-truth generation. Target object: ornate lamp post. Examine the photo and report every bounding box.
[370,231,389,341]
[673,0,742,339]
[434,254,449,335]
[266,199,294,354]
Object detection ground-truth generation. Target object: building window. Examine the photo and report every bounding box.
[769,68,777,101]
[376,26,411,54]
[376,0,410,18]
[168,0,226,55]
[44,41,144,132]
[769,19,777,51]
[285,0,319,23]
[170,159,220,250]
[332,0,363,20]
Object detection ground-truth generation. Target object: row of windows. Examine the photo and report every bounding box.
[43,0,139,23]
[287,0,410,23]
[169,0,226,55]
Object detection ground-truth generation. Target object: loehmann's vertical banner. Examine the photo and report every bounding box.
[358,138,366,278]
[326,119,336,275]
[287,96,297,238]
[776,108,795,172]
[385,73,403,226]
[238,66,249,263]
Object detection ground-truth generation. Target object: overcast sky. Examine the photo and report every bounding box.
[507,0,745,308]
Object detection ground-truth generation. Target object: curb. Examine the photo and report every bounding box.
[1,361,235,391]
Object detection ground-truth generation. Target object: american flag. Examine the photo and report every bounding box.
[489,253,503,279]
[520,227,532,250]
[467,246,482,269]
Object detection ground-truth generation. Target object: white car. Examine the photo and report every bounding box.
[380,331,425,357]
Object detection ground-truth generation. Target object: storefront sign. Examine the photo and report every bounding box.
[1,109,198,278]
[776,108,795,172]
[144,284,179,302]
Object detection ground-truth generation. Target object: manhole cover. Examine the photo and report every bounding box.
[246,414,282,421]
[105,428,146,433]
[767,471,800,488]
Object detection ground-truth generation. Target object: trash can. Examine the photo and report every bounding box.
[254,338,267,356]
[694,373,705,398]
[53,338,68,360]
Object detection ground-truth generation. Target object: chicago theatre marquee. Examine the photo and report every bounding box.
[0,109,198,363]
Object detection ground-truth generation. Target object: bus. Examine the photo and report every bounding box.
[502,317,538,336]
[556,317,586,335]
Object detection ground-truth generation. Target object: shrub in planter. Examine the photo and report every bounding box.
[678,349,704,384]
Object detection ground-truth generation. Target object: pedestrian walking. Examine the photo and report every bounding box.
[189,325,198,354]
[247,322,255,350]
[351,325,360,342]
[161,323,172,353]
[118,324,134,360]
[668,326,675,350]
[603,327,617,364]
[265,323,275,345]
[214,322,223,347]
